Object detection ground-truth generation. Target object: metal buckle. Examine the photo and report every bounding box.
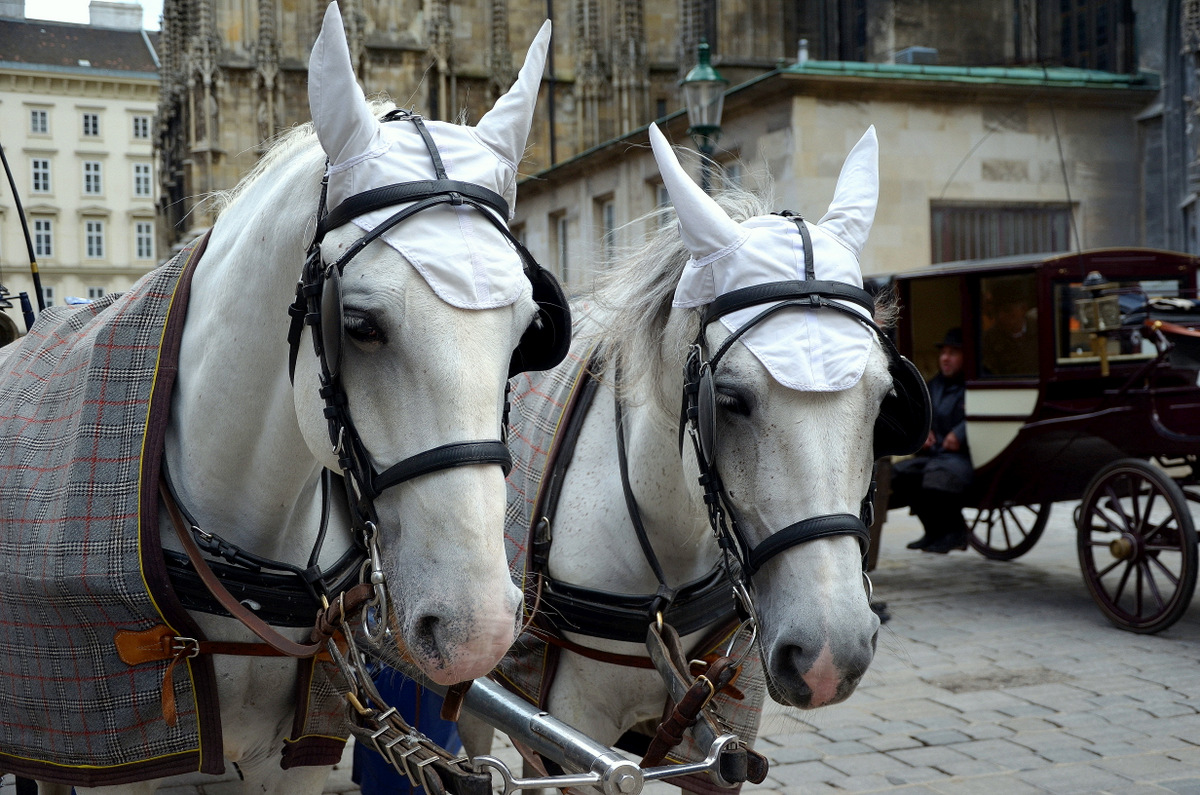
[171,637,200,659]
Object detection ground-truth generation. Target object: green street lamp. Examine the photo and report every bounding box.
[680,39,728,194]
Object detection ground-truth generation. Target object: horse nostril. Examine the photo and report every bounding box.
[411,613,444,663]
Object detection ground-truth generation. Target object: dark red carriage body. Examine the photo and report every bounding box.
[891,247,1200,511]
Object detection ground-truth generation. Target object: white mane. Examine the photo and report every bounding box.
[580,186,775,421]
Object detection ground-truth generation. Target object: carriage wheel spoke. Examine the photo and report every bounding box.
[1135,563,1144,616]
[1111,559,1134,605]
[1140,560,1166,613]
[1097,556,1126,579]
[1147,550,1182,585]
[1139,490,1159,535]
[999,511,1013,548]
[1104,479,1134,529]
[1093,505,1128,535]
[1129,478,1145,529]
[1142,515,1175,545]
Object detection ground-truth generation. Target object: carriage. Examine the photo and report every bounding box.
[876,247,1200,634]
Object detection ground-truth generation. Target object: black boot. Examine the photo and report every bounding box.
[906,534,938,550]
[925,530,969,554]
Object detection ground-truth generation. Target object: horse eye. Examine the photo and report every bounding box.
[715,387,750,416]
[345,312,386,344]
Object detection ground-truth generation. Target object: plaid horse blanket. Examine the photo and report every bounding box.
[0,238,347,786]
[495,347,767,795]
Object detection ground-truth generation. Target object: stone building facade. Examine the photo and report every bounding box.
[0,0,160,341]
[155,0,1138,247]
[509,63,1156,292]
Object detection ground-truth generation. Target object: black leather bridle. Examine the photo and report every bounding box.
[286,109,570,536]
[680,213,930,588]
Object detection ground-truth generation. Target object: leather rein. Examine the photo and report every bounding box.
[526,353,740,656]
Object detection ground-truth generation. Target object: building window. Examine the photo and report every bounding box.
[42,286,55,307]
[654,184,673,229]
[132,115,151,140]
[30,109,48,135]
[594,196,616,264]
[723,162,743,190]
[550,211,569,283]
[85,220,105,259]
[31,159,51,193]
[133,163,152,197]
[511,223,527,248]
[135,221,154,259]
[87,287,106,300]
[33,219,53,258]
[83,161,103,195]
[930,202,1073,264]
[82,112,100,137]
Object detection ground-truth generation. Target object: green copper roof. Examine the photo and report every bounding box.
[780,60,1159,91]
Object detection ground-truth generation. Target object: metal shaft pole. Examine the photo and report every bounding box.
[0,141,45,311]
[426,678,644,795]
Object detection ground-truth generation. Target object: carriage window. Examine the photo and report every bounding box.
[1054,278,1183,365]
[979,274,1038,377]
[906,275,964,379]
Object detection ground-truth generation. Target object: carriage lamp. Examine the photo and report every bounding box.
[1075,270,1120,375]
[681,40,728,194]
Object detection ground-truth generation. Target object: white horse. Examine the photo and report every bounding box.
[4,4,559,794]
[463,123,927,780]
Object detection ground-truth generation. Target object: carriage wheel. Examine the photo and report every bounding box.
[965,502,1051,560]
[1076,458,1198,634]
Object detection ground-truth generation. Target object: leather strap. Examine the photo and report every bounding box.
[319,179,508,237]
[525,625,657,670]
[640,657,737,767]
[701,279,875,326]
[744,513,870,577]
[161,482,324,658]
[370,440,512,498]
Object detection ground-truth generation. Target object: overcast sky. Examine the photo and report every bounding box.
[30,0,163,31]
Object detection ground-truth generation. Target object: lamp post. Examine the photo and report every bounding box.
[680,39,728,194]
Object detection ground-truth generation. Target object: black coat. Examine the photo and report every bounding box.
[893,372,973,495]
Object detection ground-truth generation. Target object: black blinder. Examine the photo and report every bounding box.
[320,263,345,379]
[696,364,718,467]
[874,353,932,459]
[509,261,571,378]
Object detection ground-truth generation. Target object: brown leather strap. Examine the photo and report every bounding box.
[1147,317,1200,338]
[640,658,737,767]
[440,680,474,722]
[311,582,374,643]
[526,625,656,669]
[161,481,324,658]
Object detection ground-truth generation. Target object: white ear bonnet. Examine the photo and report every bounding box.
[308,3,550,309]
[652,123,880,391]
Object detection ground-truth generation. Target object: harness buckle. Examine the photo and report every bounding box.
[171,637,201,659]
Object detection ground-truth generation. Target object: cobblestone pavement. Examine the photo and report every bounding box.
[6,501,1200,794]
[744,504,1200,795]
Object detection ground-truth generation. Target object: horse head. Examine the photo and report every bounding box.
[650,123,902,708]
[293,3,558,684]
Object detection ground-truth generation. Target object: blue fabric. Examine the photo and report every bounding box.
[351,667,462,795]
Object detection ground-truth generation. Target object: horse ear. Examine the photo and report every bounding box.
[474,20,551,168]
[648,123,742,260]
[308,2,379,166]
[817,125,878,259]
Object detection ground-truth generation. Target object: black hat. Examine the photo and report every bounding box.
[935,328,963,349]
